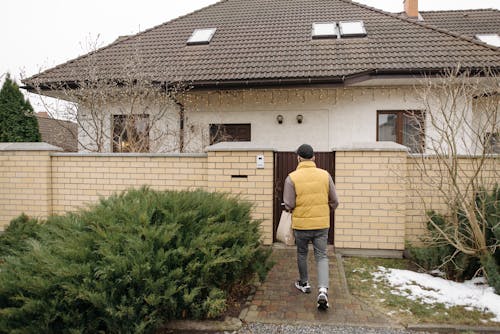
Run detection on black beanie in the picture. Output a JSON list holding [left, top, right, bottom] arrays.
[[297, 144, 314, 159]]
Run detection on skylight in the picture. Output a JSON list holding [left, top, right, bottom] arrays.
[[339, 21, 367, 37], [187, 28, 217, 45], [312, 23, 338, 39], [475, 34, 500, 47]]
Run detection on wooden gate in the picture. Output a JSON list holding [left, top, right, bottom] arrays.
[[273, 152, 336, 244]]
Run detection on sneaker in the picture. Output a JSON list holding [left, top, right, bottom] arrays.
[[317, 288, 329, 310], [295, 280, 311, 293]]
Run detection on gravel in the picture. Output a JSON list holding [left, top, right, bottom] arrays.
[[232, 323, 437, 334]]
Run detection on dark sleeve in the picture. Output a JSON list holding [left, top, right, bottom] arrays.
[[283, 176, 296, 211], [328, 175, 339, 210]]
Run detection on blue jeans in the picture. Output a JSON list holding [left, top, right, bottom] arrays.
[[294, 228, 329, 290]]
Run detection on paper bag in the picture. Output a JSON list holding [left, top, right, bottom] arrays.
[[276, 211, 295, 246]]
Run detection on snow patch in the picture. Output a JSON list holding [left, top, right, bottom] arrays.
[[373, 267, 500, 322]]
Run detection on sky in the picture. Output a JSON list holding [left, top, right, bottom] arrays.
[[1, 0, 499, 103]]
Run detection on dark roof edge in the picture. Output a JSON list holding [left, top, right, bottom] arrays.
[[418, 8, 499, 14], [189, 67, 500, 89], [22, 0, 227, 85], [348, 0, 500, 52], [25, 67, 500, 93]]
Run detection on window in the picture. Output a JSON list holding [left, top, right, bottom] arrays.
[[312, 23, 338, 39], [209, 123, 251, 145], [484, 132, 500, 154], [475, 34, 500, 47], [112, 115, 150, 153], [377, 110, 425, 153], [187, 28, 217, 45], [312, 21, 367, 39], [338, 21, 367, 37]]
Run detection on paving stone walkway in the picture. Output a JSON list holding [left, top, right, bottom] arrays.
[[241, 247, 400, 328]]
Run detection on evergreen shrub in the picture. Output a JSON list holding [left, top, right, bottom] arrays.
[[407, 185, 499, 292], [0, 188, 272, 333], [0, 74, 41, 142], [0, 213, 42, 260]]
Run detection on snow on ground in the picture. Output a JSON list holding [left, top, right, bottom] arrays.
[[372, 266, 500, 322]]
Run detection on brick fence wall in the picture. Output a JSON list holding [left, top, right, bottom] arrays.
[[1, 142, 497, 251], [51, 154, 208, 215], [335, 149, 407, 251], [0, 149, 54, 223], [405, 155, 499, 241], [0, 143, 275, 245], [205, 147, 274, 245]]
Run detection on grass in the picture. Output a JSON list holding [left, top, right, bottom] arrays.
[[342, 257, 498, 327]]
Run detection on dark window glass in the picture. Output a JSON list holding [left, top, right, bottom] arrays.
[[484, 132, 500, 154], [209, 123, 251, 145], [377, 111, 425, 153], [112, 114, 150, 153]]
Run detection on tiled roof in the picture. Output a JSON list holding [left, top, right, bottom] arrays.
[[419, 9, 500, 40], [36, 115, 78, 152], [24, 0, 500, 89]]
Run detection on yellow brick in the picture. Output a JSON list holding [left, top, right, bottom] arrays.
[[336, 222, 353, 229], [239, 169, 256, 175], [223, 156, 240, 163], [342, 241, 362, 248], [362, 242, 379, 249], [370, 223, 389, 229], [356, 235, 371, 242], [353, 183, 370, 190], [370, 236, 388, 243], [335, 234, 353, 242]]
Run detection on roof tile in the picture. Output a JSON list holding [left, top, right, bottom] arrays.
[[24, 0, 500, 88]]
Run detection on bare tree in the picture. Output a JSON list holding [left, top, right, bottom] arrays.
[[408, 67, 499, 266], [24, 36, 204, 153]]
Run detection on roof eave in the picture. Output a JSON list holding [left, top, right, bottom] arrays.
[[22, 66, 500, 94]]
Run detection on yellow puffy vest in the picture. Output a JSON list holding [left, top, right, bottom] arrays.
[[289, 161, 330, 230]]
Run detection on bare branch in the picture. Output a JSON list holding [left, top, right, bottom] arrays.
[[408, 67, 499, 259]]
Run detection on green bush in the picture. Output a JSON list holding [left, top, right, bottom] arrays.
[[482, 254, 500, 295], [407, 185, 499, 291], [0, 188, 272, 333], [0, 213, 42, 260]]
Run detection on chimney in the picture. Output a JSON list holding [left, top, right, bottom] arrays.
[[404, 0, 419, 18]]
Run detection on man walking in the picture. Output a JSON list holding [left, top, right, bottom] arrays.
[[283, 144, 339, 310]]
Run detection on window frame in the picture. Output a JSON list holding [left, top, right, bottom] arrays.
[[311, 22, 338, 39], [209, 123, 251, 145], [187, 28, 217, 45], [112, 114, 150, 153], [338, 20, 367, 38], [475, 34, 500, 47], [376, 110, 425, 153], [484, 132, 500, 154]]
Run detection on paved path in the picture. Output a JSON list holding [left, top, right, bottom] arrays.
[[241, 247, 400, 328]]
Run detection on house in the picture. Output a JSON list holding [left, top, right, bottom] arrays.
[[411, 8, 500, 47], [14, 0, 499, 251], [23, 0, 500, 154], [36, 112, 78, 152]]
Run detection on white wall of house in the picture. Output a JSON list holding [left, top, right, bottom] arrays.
[[77, 98, 181, 153], [76, 85, 484, 155], [184, 86, 425, 152]]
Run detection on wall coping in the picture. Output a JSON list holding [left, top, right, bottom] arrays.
[[332, 141, 409, 152], [51, 152, 208, 158], [206, 142, 275, 152], [408, 153, 500, 159], [0, 142, 63, 151]]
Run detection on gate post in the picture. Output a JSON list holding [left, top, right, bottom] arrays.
[[206, 143, 274, 245], [0, 143, 62, 230], [334, 142, 407, 255]]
